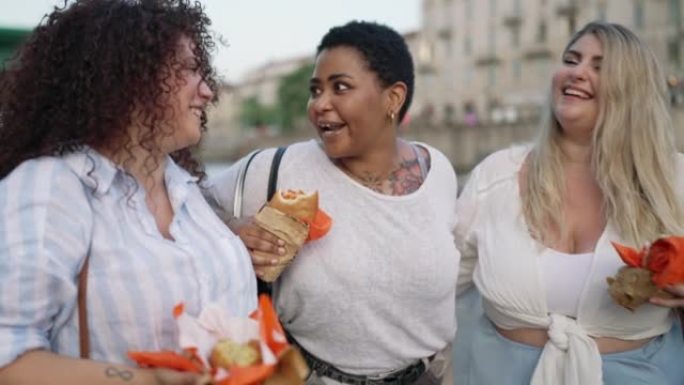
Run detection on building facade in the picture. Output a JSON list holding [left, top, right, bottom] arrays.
[[204, 1, 684, 165], [416, 0, 684, 125]]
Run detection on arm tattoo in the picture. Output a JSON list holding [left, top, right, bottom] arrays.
[[343, 146, 430, 195], [105, 366, 134, 382]]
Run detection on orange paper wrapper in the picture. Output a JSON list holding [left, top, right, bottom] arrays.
[[607, 236, 684, 311], [129, 295, 309, 385]]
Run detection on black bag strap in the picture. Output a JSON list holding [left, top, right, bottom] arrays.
[[258, 146, 288, 296], [267, 146, 288, 200]]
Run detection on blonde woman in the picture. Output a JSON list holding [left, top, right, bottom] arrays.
[[453, 22, 684, 385]]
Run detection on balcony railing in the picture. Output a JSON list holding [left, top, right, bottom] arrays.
[[503, 11, 522, 28], [475, 53, 502, 66], [524, 43, 552, 60]]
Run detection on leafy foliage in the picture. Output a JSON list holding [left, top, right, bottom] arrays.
[[238, 63, 314, 133], [276, 63, 314, 132], [239, 96, 278, 128]]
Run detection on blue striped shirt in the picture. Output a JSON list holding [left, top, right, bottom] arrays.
[[0, 149, 257, 368]]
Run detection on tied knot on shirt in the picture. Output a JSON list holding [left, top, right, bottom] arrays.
[[547, 313, 585, 351]]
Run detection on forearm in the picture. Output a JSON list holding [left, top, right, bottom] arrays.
[[0, 350, 158, 385]]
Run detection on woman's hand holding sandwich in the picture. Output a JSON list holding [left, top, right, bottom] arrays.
[[228, 216, 287, 275]]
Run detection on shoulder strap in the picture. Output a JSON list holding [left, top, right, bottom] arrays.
[[267, 146, 288, 201], [233, 149, 263, 219], [258, 146, 288, 296], [78, 254, 91, 359]]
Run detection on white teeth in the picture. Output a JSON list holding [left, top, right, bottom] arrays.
[[190, 107, 202, 118], [318, 122, 343, 131], [564, 88, 590, 99]]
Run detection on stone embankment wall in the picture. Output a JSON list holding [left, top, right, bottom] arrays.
[[201, 106, 684, 174]]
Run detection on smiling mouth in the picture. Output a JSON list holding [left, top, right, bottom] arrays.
[[190, 107, 204, 118], [317, 121, 345, 135], [562, 87, 592, 99]]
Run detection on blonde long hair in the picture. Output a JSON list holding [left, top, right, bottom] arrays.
[[523, 22, 683, 247]]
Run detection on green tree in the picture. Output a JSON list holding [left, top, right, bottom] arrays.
[[239, 96, 277, 128], [276, 63, 314, 132]]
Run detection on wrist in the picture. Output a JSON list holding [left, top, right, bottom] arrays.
[[226, 216, 240, 230]]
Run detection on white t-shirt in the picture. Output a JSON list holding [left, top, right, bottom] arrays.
[[208, 139, 460, 375]]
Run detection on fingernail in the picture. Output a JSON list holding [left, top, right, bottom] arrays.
[[271, 259, 278, 265], [278, 247, 286, 255], [277, 239, 285, 246]]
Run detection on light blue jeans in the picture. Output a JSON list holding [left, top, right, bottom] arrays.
[[453, 288, 684, 385]]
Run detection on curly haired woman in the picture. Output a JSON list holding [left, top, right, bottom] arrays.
[[0, 1, 256, 384]]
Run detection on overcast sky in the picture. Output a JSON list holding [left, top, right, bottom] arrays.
[[0, 0, 422, 83]]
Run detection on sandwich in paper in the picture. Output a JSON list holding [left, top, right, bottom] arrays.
[[253, 190, 331, 282]]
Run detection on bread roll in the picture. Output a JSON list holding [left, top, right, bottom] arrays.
[[268, 190, 318, 223], [209, 339, 262, 368]]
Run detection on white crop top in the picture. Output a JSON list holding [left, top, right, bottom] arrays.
[[540, 249, 595, 318]]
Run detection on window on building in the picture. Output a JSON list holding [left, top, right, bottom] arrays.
[[464, 35, 472, 54], [464, 65, 474, 85], [488, 65, 497, 88], [633, 0, 645, 29], [537, 21, 547, 43], [597, 1, 607, 21], [512, 59, 522, 81], [466, 0, 473, 19], [463, 102, 479, 127], [566, 17, 577, 35], [670, 0, 682, 27], [668, 39, 682, 68], [511, 29, 521, 47], [443, 104, 455, 124], [513, 0, 522, 13], [444, 36, 453, 57], [489, 0, 497, 17], [536, 57, 550, 78], [418, 39, 434, 66]]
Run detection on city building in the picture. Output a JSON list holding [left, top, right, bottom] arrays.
[[238, 55, 314, 107], [204, 1, 684, 165], [416, 0, 684, 125]]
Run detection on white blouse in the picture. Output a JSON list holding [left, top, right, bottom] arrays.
[[455, 146, 684, 385], [0, 149, 257, 367]]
